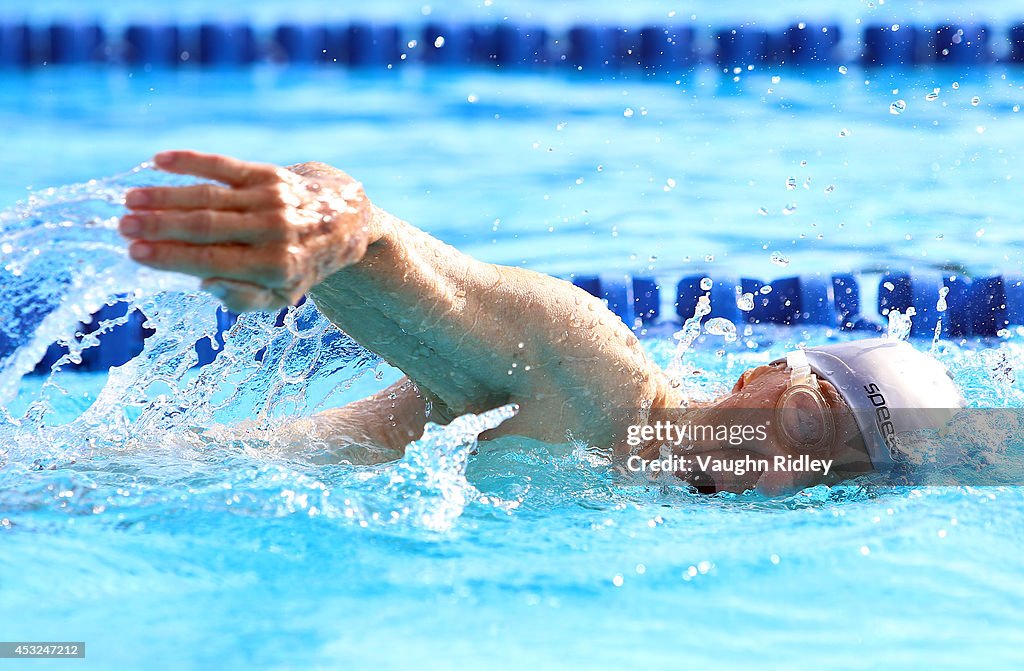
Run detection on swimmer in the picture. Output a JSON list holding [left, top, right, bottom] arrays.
[[118, 150, 964, 493]]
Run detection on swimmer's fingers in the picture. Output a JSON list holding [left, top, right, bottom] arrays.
[[128, 240, 301, 289], [125, 184, 279, 212], [151, 150, 281, 188], [119, 210, 286, 245], [200, 278, 291, 312]]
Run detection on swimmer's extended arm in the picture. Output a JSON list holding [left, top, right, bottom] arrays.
[[121, 151, 673, 451]]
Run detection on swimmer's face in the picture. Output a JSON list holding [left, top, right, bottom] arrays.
[[638, 363, 870, 495]]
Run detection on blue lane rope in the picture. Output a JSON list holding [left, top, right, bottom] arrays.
[[19, 268, 1024, 373], [573, 270, 1024, 338], [0, 20, 1019, 68]]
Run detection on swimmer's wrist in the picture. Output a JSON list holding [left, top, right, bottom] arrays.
[[309, 206, 403, 298]]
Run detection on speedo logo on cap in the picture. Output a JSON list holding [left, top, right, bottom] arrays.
[[864, 383, 901, 458]]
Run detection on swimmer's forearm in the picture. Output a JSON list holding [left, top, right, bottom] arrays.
[[309, 207, 517, 419], [308, 207, 667, 444]]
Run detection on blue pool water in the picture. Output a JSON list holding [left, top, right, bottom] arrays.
[[3, 57, 1024, 671]]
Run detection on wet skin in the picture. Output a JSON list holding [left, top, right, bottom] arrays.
[[637, 363, 871, 494], [120, 151, 868, 494]]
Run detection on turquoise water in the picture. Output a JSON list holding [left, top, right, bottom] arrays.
[[2, 66, 1023, 280], [2, 63, 1024, 670]]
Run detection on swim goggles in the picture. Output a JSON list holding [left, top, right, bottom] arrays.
[[774, 348, 836, 452]]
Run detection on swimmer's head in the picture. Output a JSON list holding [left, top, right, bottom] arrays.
[[783, 337, 965, 471], [638, 337, 963, 495]]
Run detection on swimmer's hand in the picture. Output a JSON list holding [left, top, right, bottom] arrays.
[[119, 150, 378, 312]]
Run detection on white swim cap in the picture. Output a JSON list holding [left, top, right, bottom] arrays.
[[778, 338, 965, 471]]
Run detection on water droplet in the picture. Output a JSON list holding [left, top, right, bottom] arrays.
[[971, 96, 981, 107], [623, 108, 635, 118], [759, 285, 773, 295], [782, 203, 797, 215], [786, 177, 797, 191], [705, 317, 737, 342], [926, 90, 939, 102], [467, 94, 478, 103], [700, 277, 714, 291], [737, 292, 755, 311], [890, 99, 906, 115], [704, 254, 715, 263], [695, 294, 711, 316], [838, 65, 848, 75], [952, 81, 960, 90], [770, 251, 790, 267], [936, 286, 950, 312], [758, 207, 769, 216], [771, 75, 781, 84], [433, 36, 446, 48], [824, 184, 836, 194], [883, 281, 895, 291], [838, 128, 851, 137]]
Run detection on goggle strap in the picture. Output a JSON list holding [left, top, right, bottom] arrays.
[[786, 348, 815, 387]]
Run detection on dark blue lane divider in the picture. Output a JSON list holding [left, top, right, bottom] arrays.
[[125, 25, 181, 66], [3, 20, 1024, 68], [575, 270, 1023, 337], [198, 23, 256, 66], [16, 269, 1024, 374]]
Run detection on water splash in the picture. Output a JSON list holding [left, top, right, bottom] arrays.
[[0, 168, 519, 533], [368, 404, 519, 532], [886, 307, 915, 341], [667, 294, 712, 395], [0, 164, 199, 401]]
